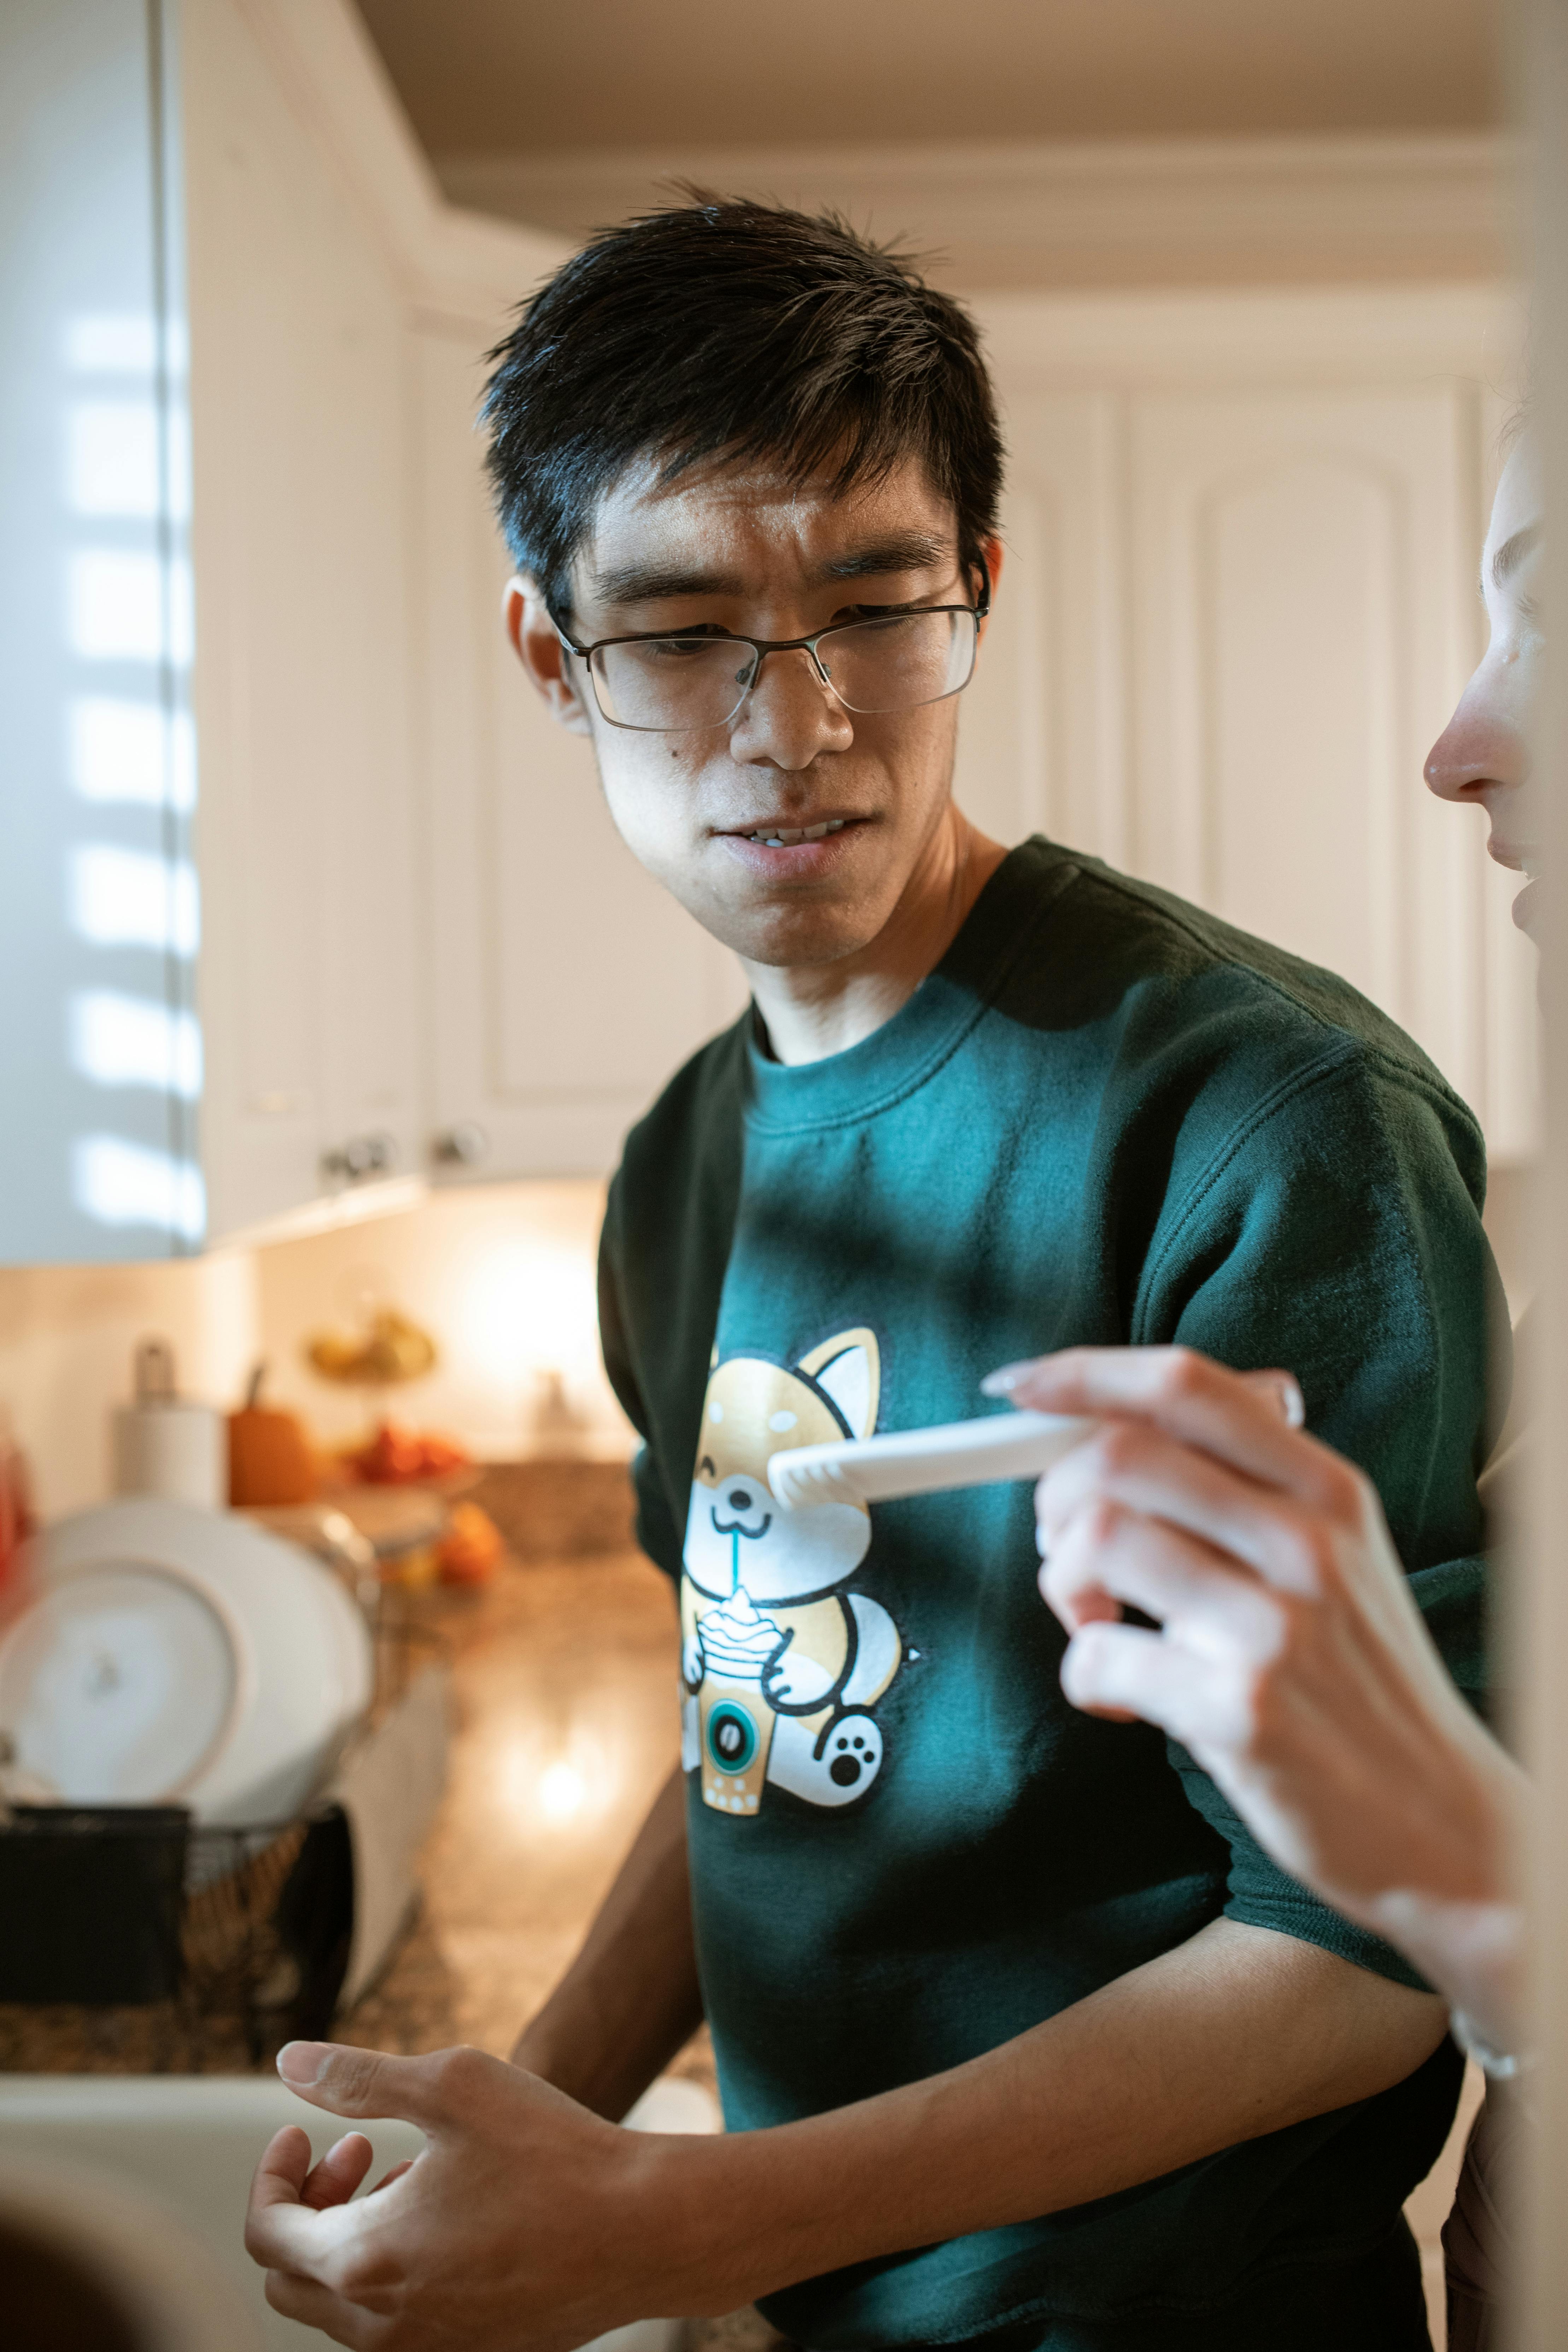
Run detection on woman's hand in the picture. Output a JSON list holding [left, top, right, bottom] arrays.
[[985, 1346, 1525, 2046]]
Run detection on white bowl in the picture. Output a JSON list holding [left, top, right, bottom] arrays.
[[0, 1498, 373, 1825]]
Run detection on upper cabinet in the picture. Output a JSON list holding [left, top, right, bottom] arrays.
[[957, 294, 1535, 1162], [0, 0, 202, 1260], [182, 0, 426, 1236], [0, 2, 1534, 1266]]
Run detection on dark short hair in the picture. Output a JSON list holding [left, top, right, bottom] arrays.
[[481, 195, 1005, 625]]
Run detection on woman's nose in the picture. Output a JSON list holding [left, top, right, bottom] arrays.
[[1424, 704, 1509, 803]]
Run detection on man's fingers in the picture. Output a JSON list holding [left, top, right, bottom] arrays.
[[371, 2158, 414, 2193], [277, 2040, 450, 2132], [985, 1347, 1330, 1496], [264, 2268, 381, 2347], [246, 2128, 368, 2276], [302, 2132, 376, 2211], [250, 2125, 314, 2210]]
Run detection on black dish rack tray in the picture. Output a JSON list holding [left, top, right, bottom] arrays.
[[0, 1801, 354, 2074]]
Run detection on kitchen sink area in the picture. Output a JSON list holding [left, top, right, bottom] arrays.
[[0, 1526, 746, 2349]]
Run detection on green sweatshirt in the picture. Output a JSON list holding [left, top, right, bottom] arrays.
[[599, 837, 1501, 2346]]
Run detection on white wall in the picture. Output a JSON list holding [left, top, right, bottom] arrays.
[[0, 1250, 258, 1519], [251, 1178, 631, 1460]]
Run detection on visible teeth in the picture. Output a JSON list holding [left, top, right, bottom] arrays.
[[745, 819, 847, 845]]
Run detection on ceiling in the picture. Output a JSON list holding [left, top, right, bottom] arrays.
[[352, 0, 1504, 159]]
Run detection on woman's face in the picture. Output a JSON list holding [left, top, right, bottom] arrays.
[[1425, 436, 1547, 939]]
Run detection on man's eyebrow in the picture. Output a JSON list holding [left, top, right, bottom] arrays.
[[819, 532, 954, 583], [1491, 521, 1544, 590], [590, 558, 747, 605], [589, 532, 956, 610]]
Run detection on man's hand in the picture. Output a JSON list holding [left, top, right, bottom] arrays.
[[245, 2042, 702, 2351], [985, 1344, 1526, 2041]]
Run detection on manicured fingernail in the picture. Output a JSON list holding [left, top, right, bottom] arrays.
[[981, 1365, 1024, 1396], [278, 2042, 328, 2085], [1280, 1379, 1305, 1428]]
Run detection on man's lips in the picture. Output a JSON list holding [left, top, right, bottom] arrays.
[[711, 814, 870, 875], [716, 814, 865, 846]]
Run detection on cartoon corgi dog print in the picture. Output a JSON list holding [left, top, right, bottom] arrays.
[[682, 1328, 903, 1814]]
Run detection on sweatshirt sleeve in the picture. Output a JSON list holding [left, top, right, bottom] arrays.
[[1137, 1044, 1505, 1985], [597, 1171, 685, 1582]]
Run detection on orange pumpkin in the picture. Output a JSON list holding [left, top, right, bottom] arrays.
[[228, 1365, 318, 1507]]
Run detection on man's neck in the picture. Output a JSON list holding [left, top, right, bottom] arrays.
[[742, 808, 1008, 1066]]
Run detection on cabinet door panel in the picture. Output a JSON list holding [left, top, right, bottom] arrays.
[[183, 0, 420, 1236], [1128, 389, 1495, 1116], [416, 322, 745, 1180], [954, 393, 1127, 865]]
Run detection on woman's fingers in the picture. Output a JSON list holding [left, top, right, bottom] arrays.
[[986, 1347, 1338, 1498], [1059, 1616, 1256, 1754], [1034, 1413, 1361, 1597], [1040, 1496, 1286, 1653]]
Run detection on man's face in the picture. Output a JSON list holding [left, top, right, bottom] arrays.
[[1425, 436, 1546, 938], [508, 454, 999, 968]]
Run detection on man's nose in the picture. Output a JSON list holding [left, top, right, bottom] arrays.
[[727, 646, 854, 771]]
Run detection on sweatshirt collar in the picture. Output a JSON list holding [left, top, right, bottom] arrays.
[[742, 836, 1075, 1135]]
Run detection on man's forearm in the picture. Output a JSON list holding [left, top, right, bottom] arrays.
[[512, 1767, 703, 2120], [642, 1918, 1449, 2315]]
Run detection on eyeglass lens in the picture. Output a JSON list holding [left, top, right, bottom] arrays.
[[589, 608, 978, 733]]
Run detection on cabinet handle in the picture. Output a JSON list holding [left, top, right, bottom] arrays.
[[321, 1132, 398, 1184], [431, 1123, 489, 1168]]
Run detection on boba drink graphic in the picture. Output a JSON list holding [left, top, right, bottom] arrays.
[[696, 1586, 781, 1813]]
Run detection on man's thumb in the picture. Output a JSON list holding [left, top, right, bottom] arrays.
[[277, 2041, 438, 2128]]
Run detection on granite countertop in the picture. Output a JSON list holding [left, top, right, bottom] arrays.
[[341, 1549, 713, 2098]]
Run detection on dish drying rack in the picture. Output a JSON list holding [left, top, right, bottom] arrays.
[[0, 1528, 444, 2076]]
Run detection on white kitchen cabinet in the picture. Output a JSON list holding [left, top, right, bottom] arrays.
[[0, 0, 431, 1256], [957, 290, 1537, 1159], [0, 0, 202, 1262], [182, 0, 425, 1236], [0, 0, 1535, 1267], [0, 0, 574, 1258]]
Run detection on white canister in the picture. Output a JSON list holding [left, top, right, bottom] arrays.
[[111, 1339, 226, 1512]]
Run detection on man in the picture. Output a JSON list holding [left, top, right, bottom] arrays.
[[246, 199, 1499, 2350]]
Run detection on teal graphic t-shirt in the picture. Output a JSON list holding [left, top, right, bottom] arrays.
[[598, 838, 1499, 2346]]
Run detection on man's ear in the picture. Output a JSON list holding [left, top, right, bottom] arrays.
[[504, 575, 593, 736], [976, 536, 1004, 644]]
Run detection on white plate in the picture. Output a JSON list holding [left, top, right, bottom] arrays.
[[1, 1499, 373, 1825]]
